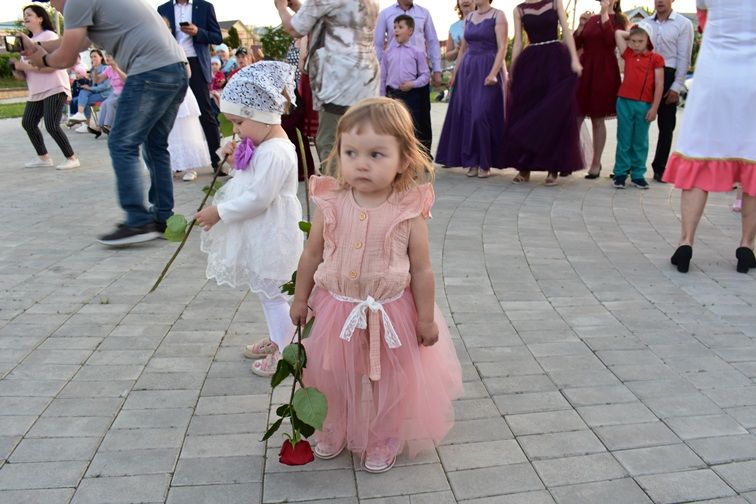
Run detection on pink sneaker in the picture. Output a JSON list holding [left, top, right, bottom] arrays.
[[243, 337, 277, 359], [732, 199, 742, 213], [314, 438, 346, 460], [251, 352, 280, 377], [363, 441, 399, 473], [314, 427, 346, 459]]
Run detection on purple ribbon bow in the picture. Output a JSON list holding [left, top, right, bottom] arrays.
[[233, 138, 256, 171]]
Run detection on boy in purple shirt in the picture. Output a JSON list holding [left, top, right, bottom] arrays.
[[380, 15, 432, 156]]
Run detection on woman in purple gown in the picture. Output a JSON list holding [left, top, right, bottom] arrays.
[[436, 0, 508, 179], [504, 0, 583, 186]]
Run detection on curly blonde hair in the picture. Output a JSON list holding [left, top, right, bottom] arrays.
[[324, 97, 434, 193]]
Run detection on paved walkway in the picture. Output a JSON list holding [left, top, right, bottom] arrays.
[[0, 107, 755, 504]]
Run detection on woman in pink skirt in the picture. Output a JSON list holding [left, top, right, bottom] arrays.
[[664, 0, 756, 274]]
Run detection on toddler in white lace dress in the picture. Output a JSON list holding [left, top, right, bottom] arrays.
[[194, 61, 304, 376]]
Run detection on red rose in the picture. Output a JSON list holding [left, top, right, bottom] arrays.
[[279, 439, 315, 466]]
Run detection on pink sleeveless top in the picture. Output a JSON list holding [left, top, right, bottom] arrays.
[[310, 176, 434, 301]]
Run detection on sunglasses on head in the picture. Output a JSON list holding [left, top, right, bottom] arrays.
[[235, 47, 248, 56]]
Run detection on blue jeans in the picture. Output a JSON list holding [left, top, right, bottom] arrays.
[[108, 63, 188, 227], [76, 89, 111, 118]]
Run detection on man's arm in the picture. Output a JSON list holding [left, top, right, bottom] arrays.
[[379, 52, 388, 96], [423, 8, 442, 77], [24, 28, 90, 69], [193, 2, 223, 45], [671, 19, 694, 94], [275, 0, 304, 38], [373, 9, 388, 64]]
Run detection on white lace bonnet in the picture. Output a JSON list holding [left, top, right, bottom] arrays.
[[220, 61, 296, 125]]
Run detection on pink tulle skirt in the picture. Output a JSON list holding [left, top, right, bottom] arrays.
[[664, 154, 756, 196], [302, 287, 463, 459]]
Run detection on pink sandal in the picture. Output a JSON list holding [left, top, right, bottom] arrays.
[[251, 352, 281, 377], [363, 445, 397, 473], [243, 337, 277, 359]]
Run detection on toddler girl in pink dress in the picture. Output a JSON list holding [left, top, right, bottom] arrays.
[[290, 97, 463, 473]]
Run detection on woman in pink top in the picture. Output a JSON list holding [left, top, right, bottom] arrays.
[[290, 98, 463, 474], [11, 4, 79, 170]]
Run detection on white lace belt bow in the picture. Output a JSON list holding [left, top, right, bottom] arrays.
[[330, 291, 404, 381]]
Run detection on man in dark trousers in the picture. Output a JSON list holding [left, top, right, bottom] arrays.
[[158, 0, 223, 172]]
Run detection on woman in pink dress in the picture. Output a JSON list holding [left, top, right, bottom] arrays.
[[664, 0, 756, 274], [290, 98, 463, 473]]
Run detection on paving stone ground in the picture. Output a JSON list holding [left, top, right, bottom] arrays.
[[0, 105, 755, 504]]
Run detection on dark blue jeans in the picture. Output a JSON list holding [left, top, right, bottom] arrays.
[[108, 62, 188, 227]]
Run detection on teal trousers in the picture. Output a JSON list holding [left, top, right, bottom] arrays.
[[614, 97, 651, 180]]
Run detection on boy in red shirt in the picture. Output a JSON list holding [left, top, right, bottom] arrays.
[[613, 26, 664, 189]]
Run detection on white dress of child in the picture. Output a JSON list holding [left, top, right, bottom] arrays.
[[168, 87, 211, 173], [200, 138, 304, 299]]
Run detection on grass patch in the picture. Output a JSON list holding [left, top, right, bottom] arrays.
[[0, 102, 25, 119], [0, 78, 25, 89]]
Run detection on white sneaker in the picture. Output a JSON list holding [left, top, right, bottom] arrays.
[[69, 112, 87, 123], [56, 158, 80, 170], [75, 124, 89, 133], [25, 158, 54, 168], [182, 170, 197, 181]]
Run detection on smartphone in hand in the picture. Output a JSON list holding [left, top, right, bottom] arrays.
[[179, 21, 190, 27], [4, 35, 23, 53]]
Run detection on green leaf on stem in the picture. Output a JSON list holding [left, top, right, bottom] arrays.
[[298, 221, 311, 233], [202, 180, 223, 197], [271, 359, 293, 388], [292, 387, 327, 430], [280, 271, 297, 296], [261, 417, 284, 441], [164, 214, 188, 242], [291, 410, 316, 438], [276, 404, 291, 417], [282, 343, 307, 370], [302, 318, 315, 340]]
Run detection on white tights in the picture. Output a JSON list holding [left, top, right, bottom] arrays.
[[258, 294, 296, 352]]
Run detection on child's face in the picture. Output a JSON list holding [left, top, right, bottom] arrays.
[[225, 113, 271, 145], [339, 123, 404, 196], [393, 21, 413, 44], [629, 33, 649, 54], [212, 61, 220, 72]]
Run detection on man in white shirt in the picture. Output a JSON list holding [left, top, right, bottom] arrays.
[[639, 0, 693, 182], [158, 0, 223, 172], [275, 0, 380, 165]]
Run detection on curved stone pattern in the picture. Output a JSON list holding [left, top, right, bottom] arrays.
[[0, 106, 753, 503]]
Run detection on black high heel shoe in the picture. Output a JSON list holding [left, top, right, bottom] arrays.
[[671, 245, 693, 273], [87, 126, 102, 139], [736, 247, 756, 274], [585, 165, 602, 180]]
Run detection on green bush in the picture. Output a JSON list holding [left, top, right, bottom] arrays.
[[0, 54, 17, 80], [223, 26, 241, 49], [260, 25, 293, 61]]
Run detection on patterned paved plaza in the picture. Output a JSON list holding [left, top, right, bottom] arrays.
[[1, 107, 755, 503]]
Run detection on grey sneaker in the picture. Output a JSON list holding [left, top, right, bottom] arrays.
[[97, 223, 162, 246]]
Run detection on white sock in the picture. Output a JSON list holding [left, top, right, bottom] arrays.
[[258, 294, 296, 352]]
